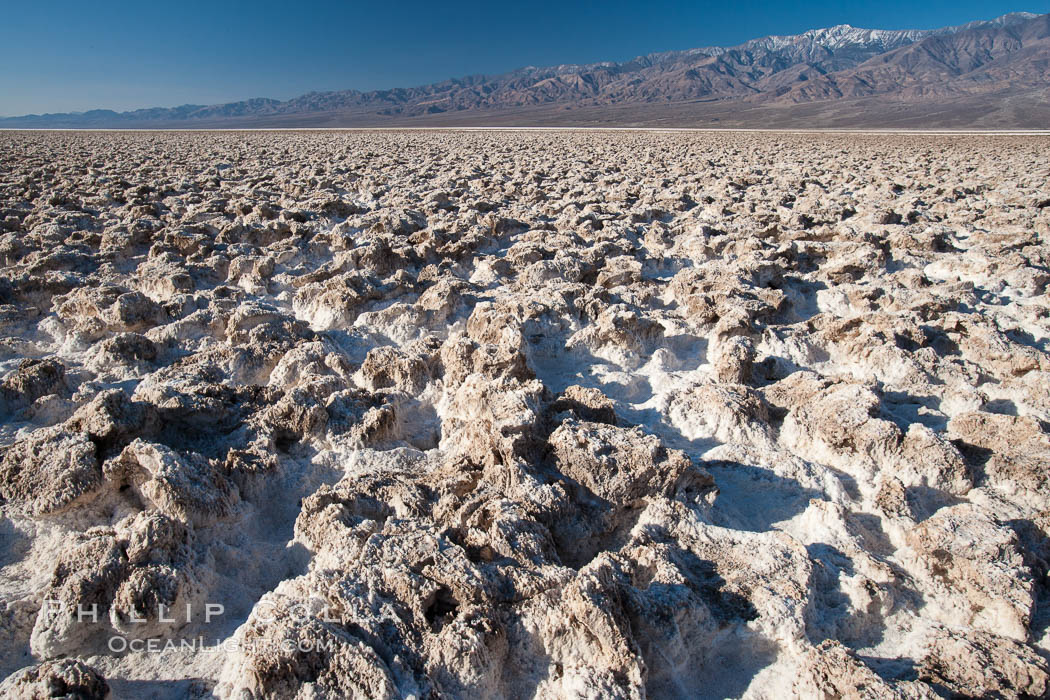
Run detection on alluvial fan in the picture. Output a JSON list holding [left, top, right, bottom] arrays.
[[0, 129, 1048, 699]]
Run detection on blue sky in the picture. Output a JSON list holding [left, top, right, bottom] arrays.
[[0, 0, 1043, 116]]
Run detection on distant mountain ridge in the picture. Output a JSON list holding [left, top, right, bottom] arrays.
[[3, 11, 1048, 129]]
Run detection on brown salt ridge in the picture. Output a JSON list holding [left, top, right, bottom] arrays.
[[0, 129, 1047, 699]]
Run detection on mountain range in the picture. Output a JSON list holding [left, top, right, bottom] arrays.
[[3, 11, 1048, 129]]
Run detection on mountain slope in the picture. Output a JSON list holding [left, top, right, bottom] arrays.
[[776, 13, 1050, 102], [2, 12, 1047, 129]]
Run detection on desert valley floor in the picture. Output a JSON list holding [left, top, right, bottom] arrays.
[[0, 129, 1048, 698]]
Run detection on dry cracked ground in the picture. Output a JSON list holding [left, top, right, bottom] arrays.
[[0, 129, 1048, 699]]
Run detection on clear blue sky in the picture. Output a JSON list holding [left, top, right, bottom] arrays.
[[0, 0, 1043, 116]]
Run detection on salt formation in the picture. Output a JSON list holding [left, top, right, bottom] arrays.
[[0, 130, 1048, 698]]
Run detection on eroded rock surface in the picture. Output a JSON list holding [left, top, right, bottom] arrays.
[[1, 130, 1049, 698]]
